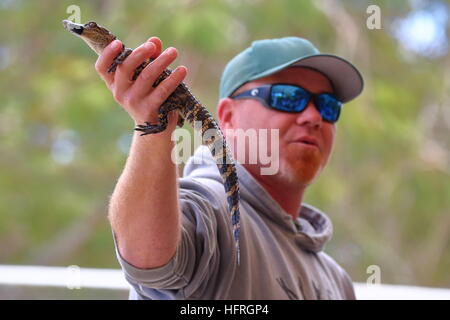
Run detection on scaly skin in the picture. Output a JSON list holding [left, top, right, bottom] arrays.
[[62, 20, 241, 264]]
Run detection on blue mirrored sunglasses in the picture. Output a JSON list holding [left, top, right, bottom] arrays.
[[231, 83, 343, 123]]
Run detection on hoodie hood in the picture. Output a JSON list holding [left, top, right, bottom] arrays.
[[183, 146, 333, 253]]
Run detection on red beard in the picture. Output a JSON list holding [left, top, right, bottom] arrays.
[[283, 143, 323, 185]]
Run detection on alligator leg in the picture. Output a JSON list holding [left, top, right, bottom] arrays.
[[134, 100, 181, 136], [107, 47, 132, 73]]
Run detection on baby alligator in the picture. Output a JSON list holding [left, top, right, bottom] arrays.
[[62, 20, 241, 264]]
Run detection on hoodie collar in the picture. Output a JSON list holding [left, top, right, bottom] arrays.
[[184, 146, 333, 253]]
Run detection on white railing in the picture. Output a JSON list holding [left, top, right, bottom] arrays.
[[0, 265, 449, 300]]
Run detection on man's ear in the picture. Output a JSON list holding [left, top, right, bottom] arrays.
[[217, 98, 235, 131]]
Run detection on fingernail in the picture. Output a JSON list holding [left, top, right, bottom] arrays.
[[144, 42, 154, 50], [111, 40, 120, 49], [175, 66, 186, 73]]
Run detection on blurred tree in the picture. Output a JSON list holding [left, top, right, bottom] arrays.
[[0, 0, 449, 290]]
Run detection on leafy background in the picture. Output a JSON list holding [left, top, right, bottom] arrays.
[[0, 0, 449, 298]]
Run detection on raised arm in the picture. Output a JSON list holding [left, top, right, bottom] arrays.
[[96, 37, 187, 268]]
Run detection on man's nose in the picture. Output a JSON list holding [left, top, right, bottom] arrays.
[[296, 100, 322, 128]]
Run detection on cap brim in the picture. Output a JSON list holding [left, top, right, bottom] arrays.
[[249, 54, 364, 103]]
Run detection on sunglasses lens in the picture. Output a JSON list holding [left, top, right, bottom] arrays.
[[270, 85, 309, 112], [316, 94, 342, 123]]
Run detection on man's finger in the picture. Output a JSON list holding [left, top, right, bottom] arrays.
[[130, 47, 178, 98], [95, 40, 123, 86], [115, 42, 156, 95], [145, 66, 187, 107], [146, 37, 163, 58], [139, 48, 179, 88]]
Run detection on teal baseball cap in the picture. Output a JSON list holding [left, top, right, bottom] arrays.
[[219, 37, 363, 103]]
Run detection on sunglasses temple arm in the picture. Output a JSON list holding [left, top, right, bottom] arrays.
[[232, 85, 271, 102]]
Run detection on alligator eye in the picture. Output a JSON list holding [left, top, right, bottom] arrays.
[[87, 21, 97, 28]]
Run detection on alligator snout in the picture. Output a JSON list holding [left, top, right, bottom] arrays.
[[62, 20, 83, 36]]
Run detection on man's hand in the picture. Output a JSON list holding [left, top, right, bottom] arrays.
[[103, 37, 185, 268], [94, 37, 187, 133]]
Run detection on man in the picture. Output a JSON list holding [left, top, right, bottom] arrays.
[[96, 36, 363, 299]]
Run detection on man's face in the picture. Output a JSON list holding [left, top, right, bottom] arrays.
[[222, 67, 336, 186]]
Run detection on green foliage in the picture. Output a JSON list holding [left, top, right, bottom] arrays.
[[0, 0, 449, 291]]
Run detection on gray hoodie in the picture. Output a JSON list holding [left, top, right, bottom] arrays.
[[114, 146, 356, 300]]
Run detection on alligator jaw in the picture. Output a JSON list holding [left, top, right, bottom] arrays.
[[62, 20, 83, 36]]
